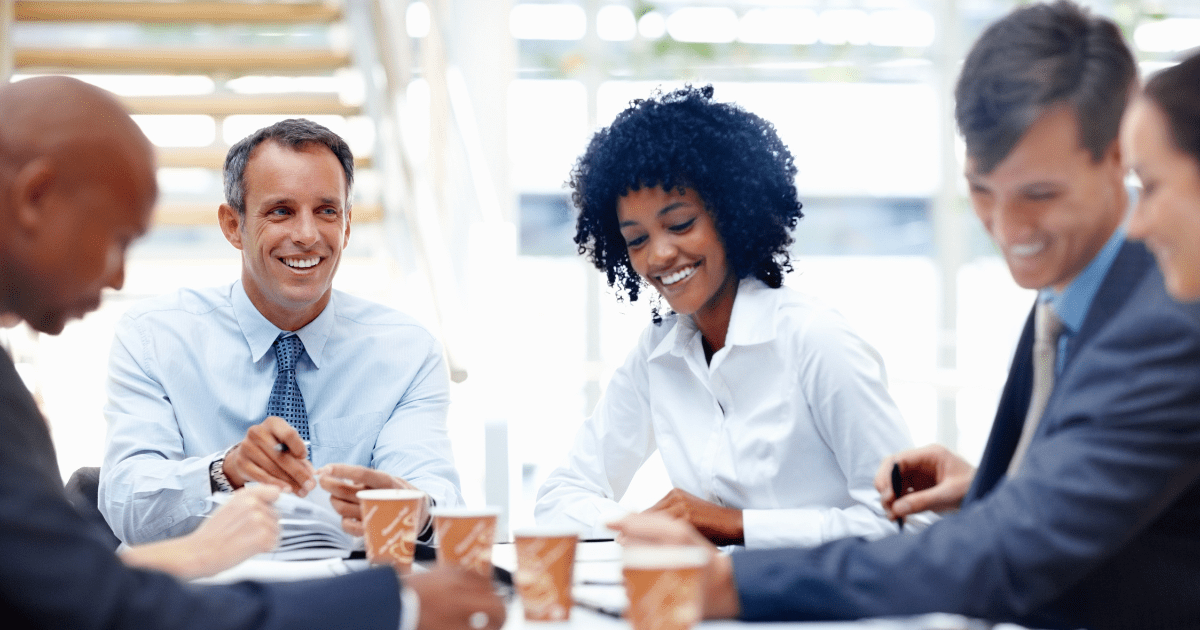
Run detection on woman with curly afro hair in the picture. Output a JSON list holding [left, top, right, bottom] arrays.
[[535, 86, 926, 548]]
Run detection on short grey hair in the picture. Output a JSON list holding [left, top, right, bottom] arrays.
[[222, 118, 354, 215]]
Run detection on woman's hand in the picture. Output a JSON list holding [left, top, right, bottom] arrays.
[[644, 488, 744, 546]]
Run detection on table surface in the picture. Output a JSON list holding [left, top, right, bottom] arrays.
[[198, 541, 1019, 630]]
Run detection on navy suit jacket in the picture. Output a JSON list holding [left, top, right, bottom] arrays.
[[0, 347, 403, 629], [731, 242, 1200, 629]]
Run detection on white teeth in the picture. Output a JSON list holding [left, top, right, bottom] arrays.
[[283, 257, 320, 269], [660, 264, 697, 286], [1009, 242, 1045, 257]]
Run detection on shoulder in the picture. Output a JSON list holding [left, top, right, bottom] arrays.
[[119, 284, 231, 326], [761, 283, 858, 342], [331, 291, 441, 346]]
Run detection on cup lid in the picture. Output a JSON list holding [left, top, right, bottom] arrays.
[[356, 488, 428, 501]]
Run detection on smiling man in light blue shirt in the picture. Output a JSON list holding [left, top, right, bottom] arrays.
[[99, 119, 462, 545]]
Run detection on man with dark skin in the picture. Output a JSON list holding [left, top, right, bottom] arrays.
[[0, 75, 505, 630]]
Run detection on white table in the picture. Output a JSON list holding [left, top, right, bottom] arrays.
[[198, 542, 1016, 630]]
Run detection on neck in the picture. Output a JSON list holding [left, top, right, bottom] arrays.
[[693, 273, 739, 359]]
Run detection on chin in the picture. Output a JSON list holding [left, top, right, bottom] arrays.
[[1166, 275, 1200, 303]]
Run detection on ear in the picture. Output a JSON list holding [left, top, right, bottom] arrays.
[[343, 207, 352, 247], [10, 157, 55, 235], [218, 203, 244, 250]]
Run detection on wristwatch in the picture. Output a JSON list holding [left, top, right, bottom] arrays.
[[209, 445, 236, 493]]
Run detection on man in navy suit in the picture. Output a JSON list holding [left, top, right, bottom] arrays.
[[0, 76, 505, 630], [612, 3, 1200, 629]]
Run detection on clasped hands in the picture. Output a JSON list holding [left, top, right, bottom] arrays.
[[220, 415, 430, 536]]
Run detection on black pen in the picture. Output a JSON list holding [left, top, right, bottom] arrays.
[[273, 440, 310, 454], [573, 599, 623, 619], [890, 462, 905, 531]]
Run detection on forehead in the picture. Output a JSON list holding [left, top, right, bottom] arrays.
[[967, 107, 1092, 183], [242, 141, 346, 201]]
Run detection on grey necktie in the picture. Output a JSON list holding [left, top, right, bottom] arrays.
[[1008, 301, 1064, 476]]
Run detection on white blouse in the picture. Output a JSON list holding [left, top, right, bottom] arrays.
[[535, 278, 921, 548]]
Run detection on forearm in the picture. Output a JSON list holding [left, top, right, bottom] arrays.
[[119, 537, 209, 580], [99, 453, 218, 544]]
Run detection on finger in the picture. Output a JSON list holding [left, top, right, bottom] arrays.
[[319, 474, 367, 502], [874, 457, 896, 502], [241, 439, 312, 494], [241, 484, 282, 504], [892, 483, 959, 517], [263, 416, 308, 457], [341, 516, 364, 537], [238, 455, 296, 493], [318, 463, 393, 489], [329, 496, 361, 520]]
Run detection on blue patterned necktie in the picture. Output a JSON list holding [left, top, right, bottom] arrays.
[[267, 333, 310, 447]]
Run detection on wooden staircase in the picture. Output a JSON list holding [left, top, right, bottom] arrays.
[[3, 0, 380, 225]]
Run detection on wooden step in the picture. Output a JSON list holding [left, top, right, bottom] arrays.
[[153, 201, 382, 226], [157, 146, 372, 170], [14, 47, 351, 74], [15, 1, 342, 24], [121, 93, 360, 116]]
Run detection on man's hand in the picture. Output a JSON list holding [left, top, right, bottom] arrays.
[[119, 485, 281, 579], [222, 416, 316, 496], [607, 512, 741, 620], [645, 488, 744, 546], [406, 566, 506, 630], [317, 463, 428, 537], [873, 444, 977, 520]]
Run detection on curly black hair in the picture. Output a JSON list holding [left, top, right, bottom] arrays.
[[569, 85, 803, 309]]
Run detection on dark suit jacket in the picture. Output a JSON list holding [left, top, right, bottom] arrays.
[[731, 242, 1200, 629], [0, 347, 403, 629]]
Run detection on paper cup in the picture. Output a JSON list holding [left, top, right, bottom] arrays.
[[622, 545, 709, 630], [432, 506, 501, 576], [357, 489, 427, 573], [513, 526, 579, 622]]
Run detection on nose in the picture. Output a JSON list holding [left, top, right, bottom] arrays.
[[646, 233, 677, 270], [292, 210, 319, 246], [987, 197, 1034, 248]]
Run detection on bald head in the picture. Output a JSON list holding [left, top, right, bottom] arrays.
[[0, 76, 157, 334], [0, 76, 155, 188]]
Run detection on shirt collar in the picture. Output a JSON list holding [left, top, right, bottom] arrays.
[[1038, 226, 1126, 335], [649, 277, 776, 361], [231, 280, 336, 368]]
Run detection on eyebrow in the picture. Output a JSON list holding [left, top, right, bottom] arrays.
[[260, 196, 343, 208], [619, 201, 688, 228]]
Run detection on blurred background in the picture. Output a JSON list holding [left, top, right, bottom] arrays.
[[2, 0, 1197, 536]]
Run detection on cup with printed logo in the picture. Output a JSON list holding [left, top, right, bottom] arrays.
[[622, 545, 709, 630], [357, 489, 427, 573], [431, 506, 501, 576], [513, 527, 579, 622]]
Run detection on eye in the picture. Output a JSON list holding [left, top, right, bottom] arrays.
[[269, 206, 290, 217], [625, 235, 647, 248], [669, 218, 696, 233], [1024, 187, 1060, 201]]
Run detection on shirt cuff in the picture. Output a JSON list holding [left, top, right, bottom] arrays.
[[399, 583, 420, 630]]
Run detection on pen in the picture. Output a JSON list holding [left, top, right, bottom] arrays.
[[573, 599, 623, 619], [274, 440, 310, 454], [891, 462, 905, 531]]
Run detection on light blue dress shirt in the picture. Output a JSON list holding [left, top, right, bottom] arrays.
[[99, 280, 463, 544], [1039, 227, 1127, 375]]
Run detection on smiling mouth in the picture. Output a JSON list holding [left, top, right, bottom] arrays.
[[1008, 242, 1046, 258], [281, 256, 320, 269], [659, 262, 699, 286]]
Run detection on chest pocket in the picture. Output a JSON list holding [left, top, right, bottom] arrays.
[[310, 411, 387, 448]]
